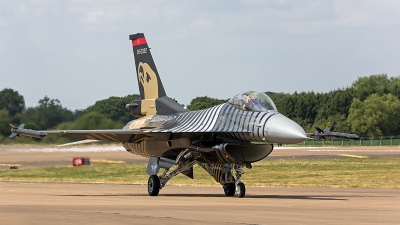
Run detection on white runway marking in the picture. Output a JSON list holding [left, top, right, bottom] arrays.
[[275, 147, 335, 150], [307, 149, 400, 152], [13, 145, 125, 153]]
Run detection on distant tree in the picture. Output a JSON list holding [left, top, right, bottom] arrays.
[[43, 112, 124, 144], [388, 76, 400, 99], [21, 96, 74, 130], [351, 74, 390, 101], [84, 94, 139, 123], [73, 109, 85, 118], [0, 109, 12, 137], [314, 114, 351, 133], [187, 96, 227, 110], [0, 88, 25, 116], [269, 92, 292, 116], [293, 92, 319, 126], [270, 92, 319, 129], [315, 88, 354, 125], [347, 94, 400, 137], [57, 112, 123, 130]]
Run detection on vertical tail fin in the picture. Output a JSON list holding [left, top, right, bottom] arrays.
[[129, 33, 166, 100], [128, 33, 188, 116]]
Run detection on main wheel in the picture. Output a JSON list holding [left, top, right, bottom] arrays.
[[223, 183, 235, 196], [148, 175, 160, 196], [236, 182, 246, 198]]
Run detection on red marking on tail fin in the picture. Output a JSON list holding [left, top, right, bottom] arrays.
[[132, 38, 147, 46]]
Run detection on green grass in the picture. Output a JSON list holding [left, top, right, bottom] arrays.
[[1, 158, 399, 188]]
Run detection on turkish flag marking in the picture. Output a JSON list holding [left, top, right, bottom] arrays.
[[132, 38, 147, 46]]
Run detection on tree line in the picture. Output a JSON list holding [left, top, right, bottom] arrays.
[[267, 74, 400, 137], [1, 74, 400, 143], [0, 89, 140, 143]]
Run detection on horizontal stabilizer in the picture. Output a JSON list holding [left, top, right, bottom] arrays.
[[315, 127, 323, 133]]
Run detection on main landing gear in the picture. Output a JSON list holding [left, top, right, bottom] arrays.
[[147, 171, 247, 198], [145, 153, 249, 198], [148, 175, 160, 196]]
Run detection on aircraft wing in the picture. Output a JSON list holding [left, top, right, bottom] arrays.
[[50, 130, 250, 142], [10, 124, 250, 143], [46, 130, 145, 142], [9, 125, 145, 143]]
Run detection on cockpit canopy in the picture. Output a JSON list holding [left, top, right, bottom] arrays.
[[228, 91, 277, 112]]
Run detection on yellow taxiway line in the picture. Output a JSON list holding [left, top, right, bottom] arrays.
[[0, 163, 22, 166], [338, 154, 368, 158], [90, 159, 126, 164]]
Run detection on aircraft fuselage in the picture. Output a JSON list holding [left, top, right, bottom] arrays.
[[122, 102, 307, 158]]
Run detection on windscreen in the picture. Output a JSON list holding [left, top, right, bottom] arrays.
[[228, 91, 277, 112]]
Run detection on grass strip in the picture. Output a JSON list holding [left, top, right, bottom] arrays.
[[0, 158, 399, 188]]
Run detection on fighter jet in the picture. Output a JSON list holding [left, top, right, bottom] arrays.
[[9, 33, 351, 198], [309, 127, 360, 141]]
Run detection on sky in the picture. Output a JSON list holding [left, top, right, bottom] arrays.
[[1, 0, 400, 110]]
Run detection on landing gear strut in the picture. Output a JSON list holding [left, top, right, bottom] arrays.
[[234, 164, 246, 198]]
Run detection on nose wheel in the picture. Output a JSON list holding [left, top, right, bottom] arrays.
[[223, 165, 247, 198], [224, 182, 245, 197], [235, 182, 246, 198], [234, 165, 246, 198], [148, 175, 160, 196]]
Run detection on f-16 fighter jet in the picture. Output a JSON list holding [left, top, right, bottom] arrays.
[[9, 33, 356, 198], [309, 127, 360, 141]]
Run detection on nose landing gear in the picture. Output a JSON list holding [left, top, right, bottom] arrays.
[[223, 182, 236, 196], [234, 164, 246, 198], [235, 182, 246, 198]]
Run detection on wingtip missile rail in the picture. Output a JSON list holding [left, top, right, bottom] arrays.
[[9, 124, 47, 139]]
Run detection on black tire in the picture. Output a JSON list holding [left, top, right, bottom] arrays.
[[148, 175, 160, 196], [236, 182, 246, 198], [223, 183, 235, 196]]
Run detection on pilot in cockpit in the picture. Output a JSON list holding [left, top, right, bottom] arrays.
[[245, 94, 263, 111], [229, 91, 277, 112]]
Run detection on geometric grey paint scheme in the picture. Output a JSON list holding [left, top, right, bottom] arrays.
[[9, 33, 359, 198]]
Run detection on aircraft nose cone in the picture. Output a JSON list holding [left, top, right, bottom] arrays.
[[265, 114, 308, 144]]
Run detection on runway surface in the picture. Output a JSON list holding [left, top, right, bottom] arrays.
[[1, 145, 400, 224], [1, 182, 399, 225], [1, 145, 400, 169]]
